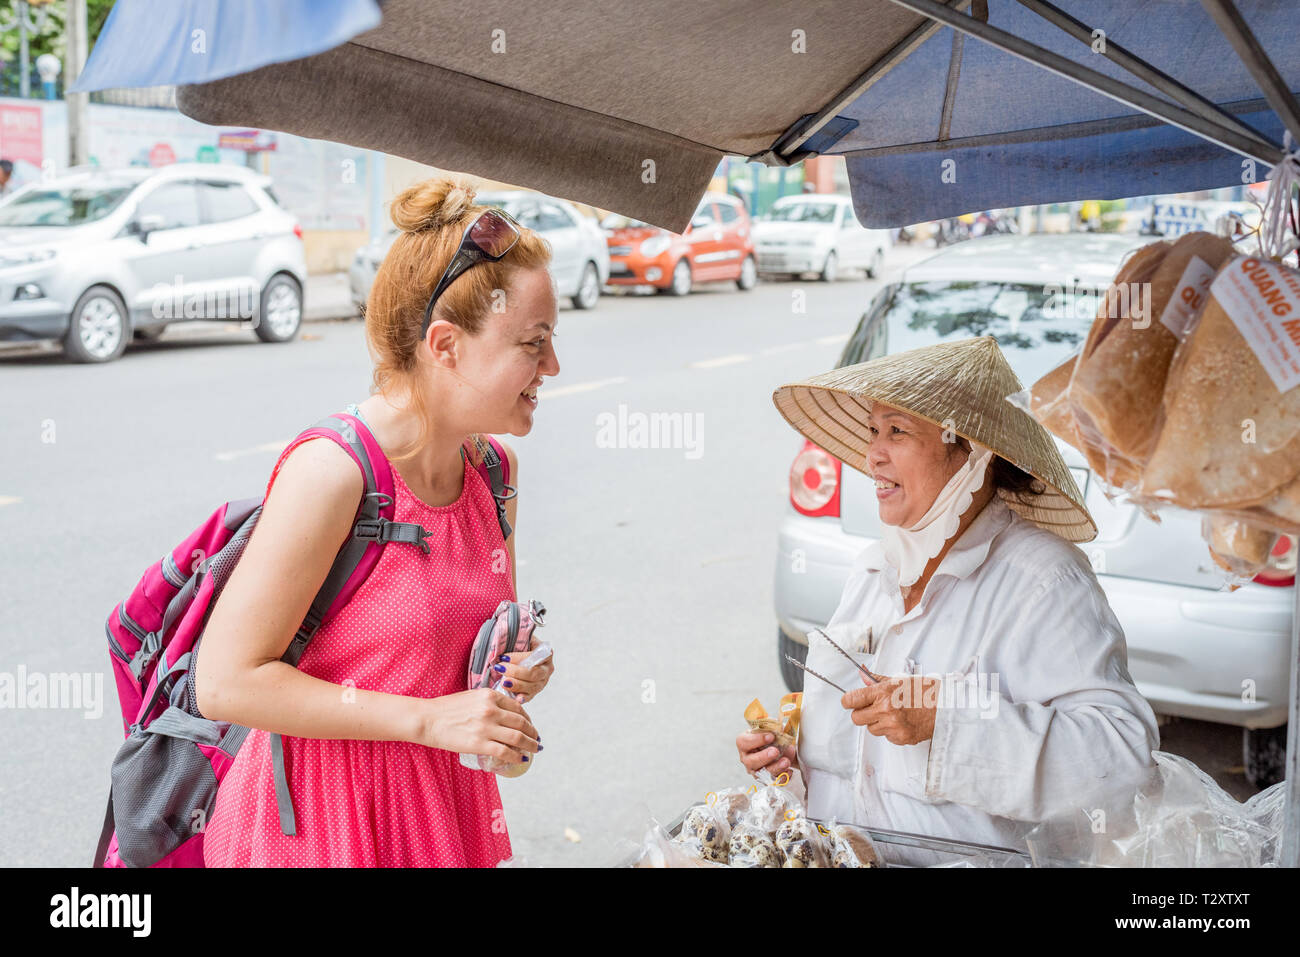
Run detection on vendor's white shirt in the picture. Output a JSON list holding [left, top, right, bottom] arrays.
[[795, 494, 1160, 863]]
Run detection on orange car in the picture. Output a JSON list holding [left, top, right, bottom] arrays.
[[602, 192, 757, 295]]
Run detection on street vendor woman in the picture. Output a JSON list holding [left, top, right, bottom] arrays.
[[737, 336, 1159, 854]]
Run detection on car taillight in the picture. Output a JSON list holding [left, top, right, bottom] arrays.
[[1253, 534, 1297, 587], [789, 440, 841, 517], [293, 223, 303, 241]]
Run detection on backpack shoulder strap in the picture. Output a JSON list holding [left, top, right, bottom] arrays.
[[264, 411, 431, 836], [466, 434, 515, 541]]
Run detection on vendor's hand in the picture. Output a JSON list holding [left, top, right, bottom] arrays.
[[493, 637, 554, 704], [736, 731, 798, 778], [841, 675, 938, 746]]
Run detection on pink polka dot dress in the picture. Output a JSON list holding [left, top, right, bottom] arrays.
[[202, 420, 515, 867]]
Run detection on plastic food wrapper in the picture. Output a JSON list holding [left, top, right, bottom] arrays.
[[1009, 348, 1084, 450], [705, 786, 752, 829], [1202, 514, 1282, 581], [744, 693, 802, 749], [1137, 253, 1300, 516], [1024, 750, 1286, 867], [673, 802, 732, 864], [1071, 234, 1235, 478], [741, 768, 804, 835], [824, 819, 883, 868], [631, 821, 726, 868], [727, 821, 783, 867], [774, 815, 831, 867]]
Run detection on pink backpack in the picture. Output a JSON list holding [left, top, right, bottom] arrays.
[[93, 411, 514, 867]]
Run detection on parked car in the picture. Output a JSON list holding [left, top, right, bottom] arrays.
[[602, 191, 756, 295], [752, 193, 891, 281], [0, 163, 306, 362], [349, 191, 609, 312], [773, 232, 1295, 789]]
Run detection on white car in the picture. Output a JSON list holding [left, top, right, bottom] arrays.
[[350, 191, 610, 312], [0, 163, 306, 362], [774, 232, 1296, 790], [752, 193, 891, 281]]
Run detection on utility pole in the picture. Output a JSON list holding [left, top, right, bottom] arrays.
[[64, 0, 89, 168]]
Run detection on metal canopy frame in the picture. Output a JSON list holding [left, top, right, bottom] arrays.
[[761, 0, 1300, 867]]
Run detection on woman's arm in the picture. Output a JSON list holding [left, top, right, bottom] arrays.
[[194, 437, 538, 759], [922, 562, 1160, 822]]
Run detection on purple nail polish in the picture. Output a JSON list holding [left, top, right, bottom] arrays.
[[538, 745, 544, 752], [503, 680, 513, 687], [521, 755, 529, 762], [501, 655, 511, 663], [494, 664, 506, 673]]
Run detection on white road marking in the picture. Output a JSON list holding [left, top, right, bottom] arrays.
[[760, 342, 808, 355], [0, 495, 20, 506], [214, 440, 291, 462], [690, 353, 753, 369], [540, 376, 628, 399]]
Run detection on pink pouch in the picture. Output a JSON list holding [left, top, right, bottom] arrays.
[[466, 599, 546, 691]]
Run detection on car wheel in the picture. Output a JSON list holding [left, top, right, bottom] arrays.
[[1243, 724, 1286, 790], [736, 255, 758, 291], [866, 247, 884, 279], [778, 628, 807, 693], [662, 258, 692, 296], [571, 262, 601, 310], [133, 324, 168, 342], [254, 274, 303, 343], [819, 250, 839, 283], [62, 286, 129, 363]]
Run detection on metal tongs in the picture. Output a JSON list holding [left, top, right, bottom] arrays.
[[783, 654, 848, 694], [811, 627, 880, 685]]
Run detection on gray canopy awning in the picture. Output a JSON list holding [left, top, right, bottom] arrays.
[[74, 0, 1300, 231]]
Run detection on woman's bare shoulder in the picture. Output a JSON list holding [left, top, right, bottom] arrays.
[[263, 437, 365, 538]]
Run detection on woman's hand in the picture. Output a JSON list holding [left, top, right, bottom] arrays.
[[736, 731, 799, 777], [841, 675, 939, 746], [494, 637, 554, 703], [418, 688, 540, 763]]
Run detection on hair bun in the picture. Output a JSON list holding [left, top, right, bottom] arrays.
[[390, 177, 477, 232]]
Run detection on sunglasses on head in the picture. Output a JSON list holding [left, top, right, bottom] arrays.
[[420, 207, 522, 339]]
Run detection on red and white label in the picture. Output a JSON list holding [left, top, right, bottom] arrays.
[[1210, 256, 1300, 394], [1158, 255, 1216, 340]]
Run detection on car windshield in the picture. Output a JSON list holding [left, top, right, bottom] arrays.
[[841, 279, 1102, 384], [0, 185, 134, 226], [766, 202, 838, 223]]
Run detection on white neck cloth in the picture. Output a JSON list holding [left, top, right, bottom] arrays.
[[880, 441, 994, 588]]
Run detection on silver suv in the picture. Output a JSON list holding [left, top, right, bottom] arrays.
[[0, 163, 307, 362], [774, 232, 1296, 790]]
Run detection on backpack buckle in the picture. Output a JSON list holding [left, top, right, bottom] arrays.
[[353, 518, 432, 554], [353, 518, 386, 542], [128, 633, 160, 682]]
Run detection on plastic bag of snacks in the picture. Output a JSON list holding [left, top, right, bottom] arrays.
[[1202, 514, 1282, 581], [673, 802, 732, 864], [1070, 233, 1236, 486], [774, 815, 831, 868], [741, 768, 803, 835], [743, 693, 802, 749], [705, 786, 752, 830], [727, 821, 783, 868], [633, 821, 726, 868], [824, 819, 883, 868]]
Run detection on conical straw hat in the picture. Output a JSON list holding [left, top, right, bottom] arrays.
[[772, 336, 1096, 543]]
